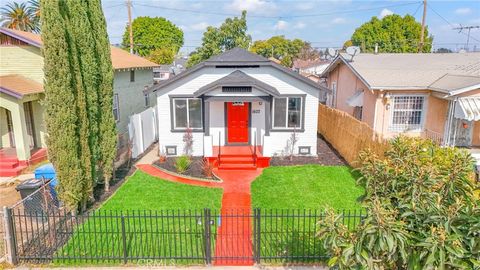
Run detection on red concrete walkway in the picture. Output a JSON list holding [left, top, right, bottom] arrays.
[[136, 164, 262, 266]]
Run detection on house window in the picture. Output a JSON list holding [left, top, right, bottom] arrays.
[[144, 92, 150, 107], [273, 97, 302, 129], [113, 93, 119, 121], [390, 96, 425, 131], [172, 98, 202, 130], [130, 70, 135, 82]]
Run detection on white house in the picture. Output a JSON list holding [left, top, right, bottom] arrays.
[[150, 48, 329, 169]]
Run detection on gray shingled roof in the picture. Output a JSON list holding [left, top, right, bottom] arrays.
[[207, 47, 269, 63], [322, 53, 480, 94], [194, 70, 280, 97]]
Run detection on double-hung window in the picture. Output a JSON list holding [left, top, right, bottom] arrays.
[[272, 96, 303, 129], [172, 98, 203, 130], [113, 93, 119, 122], [390, 95, 425, 131]]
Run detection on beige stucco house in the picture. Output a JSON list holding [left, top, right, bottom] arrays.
[[0, 28, 158, 176], [321, 53, 480, 150]]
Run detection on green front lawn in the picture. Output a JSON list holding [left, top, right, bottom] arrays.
[[252, 165, 364, 210], [100, 170, 222, 210], [55, 170, 222, 265]]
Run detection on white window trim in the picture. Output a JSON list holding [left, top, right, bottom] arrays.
[[172, 98, 203, 130], [113, 93, 120, 122], [388, 94, 428, 132], [272, 96, 303, 130]]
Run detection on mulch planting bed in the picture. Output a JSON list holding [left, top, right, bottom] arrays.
[[270, 134, 347, 166], [154, 157, 216, 180]]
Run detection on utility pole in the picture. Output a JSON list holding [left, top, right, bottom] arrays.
[[126, 0, 134, 54], [418, 0, 427, 52], [452, 25, 480, 51]]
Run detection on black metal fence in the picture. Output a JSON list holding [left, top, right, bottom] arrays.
[[6, 208, 366, 265]]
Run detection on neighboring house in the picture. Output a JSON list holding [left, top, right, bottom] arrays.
[[150, 48, 329, 169], [0, 28, 158, 176], [293, 59, 331, 75], [321, 53, 480, 150], [153, 57, 188, 83]]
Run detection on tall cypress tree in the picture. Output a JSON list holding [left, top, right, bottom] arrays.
[[41, 0, 84, 211], [85, 0, 117, 192], [42, 0, 117, 210]]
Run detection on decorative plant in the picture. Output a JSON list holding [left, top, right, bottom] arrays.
[[158, 147, 166, 163], [199, 158, 214, 178], [287, 126, 299, 161], [183, 127, 194, 156], [174, 155, 191, 174], [317, 136, 480, 269]]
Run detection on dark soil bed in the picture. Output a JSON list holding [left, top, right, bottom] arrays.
[[270, 134, 347, 166], [154, 157, 216, 180]]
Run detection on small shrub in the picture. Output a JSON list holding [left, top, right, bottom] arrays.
[[199, 158, 214, 178], [174, 155, 191, 174]]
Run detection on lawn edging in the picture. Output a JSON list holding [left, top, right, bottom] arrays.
[[151, 163, 223, 183]]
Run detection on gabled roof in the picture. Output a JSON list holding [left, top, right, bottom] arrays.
[[321, 53, 480, 95], [0, 75, 43, 98], [0, 27, 159, 70], [207, 47, 270, 63], [151, 48, 330, 93], [193, 70, 280, 97]]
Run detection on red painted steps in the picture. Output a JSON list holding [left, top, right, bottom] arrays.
[[0, 148, 48, 177], [0, 158, 27, 177]]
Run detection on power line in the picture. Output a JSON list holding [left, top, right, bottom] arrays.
[[427, 4, 480, 44], [134, 1, 420, 19]]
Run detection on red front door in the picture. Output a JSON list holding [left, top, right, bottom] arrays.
[[227, 102, 249, 144]]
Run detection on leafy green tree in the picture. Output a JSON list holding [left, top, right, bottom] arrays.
[[250, 36, 304, 67], [148, 47, 175, 64], [351, 14, 433, 53], [41, 0, 84, 211], [121, 16, 183, 57], [296, 42, 321, 61], [317, 136, 480, 269], [1, 1, 39, 32], [86, 0, 117, 193], [187, 11, 251, 67]]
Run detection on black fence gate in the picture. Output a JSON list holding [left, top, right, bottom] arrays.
[[5, 207, 366, 265]]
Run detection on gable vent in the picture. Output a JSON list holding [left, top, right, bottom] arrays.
[[222, 86, 252, 93]]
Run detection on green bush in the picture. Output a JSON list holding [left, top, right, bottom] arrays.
[[317, 136, 480, 269], [174, 155, 191, 174]]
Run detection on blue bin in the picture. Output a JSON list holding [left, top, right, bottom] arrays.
[[34, 163, 59, 206], [35, 163, 56, 180]]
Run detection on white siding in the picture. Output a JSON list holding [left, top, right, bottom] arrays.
[[156, 65, 320, 157]]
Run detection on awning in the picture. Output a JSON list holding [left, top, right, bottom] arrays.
[[455, 97, 480, 121], [346, 91, 364, 107]]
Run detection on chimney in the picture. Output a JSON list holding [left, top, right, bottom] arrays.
[[374, 43, 379, 54]]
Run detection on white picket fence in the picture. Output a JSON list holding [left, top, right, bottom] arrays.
[[128, 107, 157, 158]]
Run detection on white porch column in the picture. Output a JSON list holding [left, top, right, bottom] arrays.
[[10, 102, 31, 161]]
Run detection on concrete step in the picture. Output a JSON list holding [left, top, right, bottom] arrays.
[[0, 160, 19, 169], [218, 163, 257, 170], [0, 165, 26, 177]]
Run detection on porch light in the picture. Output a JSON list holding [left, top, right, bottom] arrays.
[[384, 92, 392, 110]]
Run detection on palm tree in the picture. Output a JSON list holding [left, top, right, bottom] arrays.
[[0, 1, 39, 33], [27, 0, 40, 25]]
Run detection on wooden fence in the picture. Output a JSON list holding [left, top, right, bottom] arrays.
[[317, 104, 388, 167]]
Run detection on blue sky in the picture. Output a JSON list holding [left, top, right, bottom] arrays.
[[100, 0, 480, 53]]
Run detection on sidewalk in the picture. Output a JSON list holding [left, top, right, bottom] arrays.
[[15, 266, 328, 270]]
